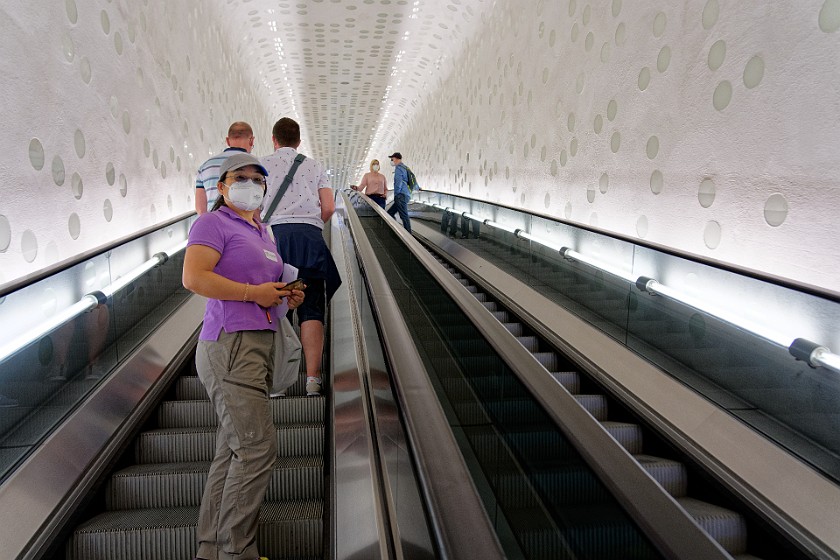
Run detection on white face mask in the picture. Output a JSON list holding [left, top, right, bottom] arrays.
[[372, 164, 380, 172], [389, 160, 396, 167], [226, 181, 265, 212]]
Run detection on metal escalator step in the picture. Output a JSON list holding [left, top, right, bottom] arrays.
[[175, 376, 311, 400], [634, 454, 688, 497], [482, 301, 499, 312], [503, 322, 524, 336], [484, 399, 549, 426], [498, 430, 579, 464], [491, 310, 510, 322], [157, 397, 324, 428], [439, 375, 530, 405], [518, 504, 655, 560], [551, 371, 580, 393], [517, 335, 539, 352], [677, 497, 748, 555], [135, 425, 324, 463], [106, 456, 324, 509], [68, 501, 322, 560], [574, 395, 608, 421], [174, 376, 206, 400], [496, 467, 613, 509], [601, 422, 643, 454], [532, 352, 561, 371]]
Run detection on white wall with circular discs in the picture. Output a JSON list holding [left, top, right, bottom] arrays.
[[0, 0, 277, 285], [400, 0, 840, 293]]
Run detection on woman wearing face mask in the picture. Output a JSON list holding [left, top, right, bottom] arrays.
[[357, 159, 387, 209], [182, 152, 304, 560]]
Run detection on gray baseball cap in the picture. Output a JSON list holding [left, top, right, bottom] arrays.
[[219, 152, 268, 179]]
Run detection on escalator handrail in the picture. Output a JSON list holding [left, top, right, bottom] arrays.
[[415, 189, 840, 304], [0, 212, 195, 299], [341, 191, 507, 560], [351, 192, 733, 560]]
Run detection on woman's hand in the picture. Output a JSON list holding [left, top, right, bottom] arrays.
[[277, 280, 305, 309], [250, 282, 287, 308], [285, 289, 305, 309]]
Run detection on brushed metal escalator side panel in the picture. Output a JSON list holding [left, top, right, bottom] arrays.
[[0, 294, 206, 560]]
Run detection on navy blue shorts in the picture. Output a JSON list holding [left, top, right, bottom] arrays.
[[291, 277, 325, 324]]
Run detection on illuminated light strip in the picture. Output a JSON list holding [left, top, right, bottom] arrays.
[[0, 240, 188, 365], [484, 220, 518, 234], [516, 230, 563, 252], [560, 247, 638, 284], [423, 200, 840, 374], [0, 296, 100, 364], [638, 277, 793, 347], [638, 278, 840, 376]]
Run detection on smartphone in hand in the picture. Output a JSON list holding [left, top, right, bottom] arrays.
[[282, 278, 306, 292]]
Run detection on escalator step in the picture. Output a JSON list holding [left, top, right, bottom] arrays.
[[68, 501, 322, 560], [491, 310, 510, 322], [551, 371, 580, 393], [518, 504, 657, 560], [156, 397, 323, 428], [574, 395, 608, 421], [517, 335, 540, 352], [106, 456, 323, 509], [677, 497, 748, 555], [532, 352, 561, 371], [174, 376, 310, 401], [601, 422, 643, 454], [634, 454, 687, 497], [135, 425, 324, 463]]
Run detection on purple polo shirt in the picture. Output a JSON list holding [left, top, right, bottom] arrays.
[[187, 206, 286, 341]]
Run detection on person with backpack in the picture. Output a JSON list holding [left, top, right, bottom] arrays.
[[386, 152, 418, 233]]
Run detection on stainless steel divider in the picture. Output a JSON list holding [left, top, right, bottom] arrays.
[[340, 191, 507, 560], [329, 197, 396, 560]]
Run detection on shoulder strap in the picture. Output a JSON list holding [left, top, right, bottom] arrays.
[[261, 153, 306, 223]]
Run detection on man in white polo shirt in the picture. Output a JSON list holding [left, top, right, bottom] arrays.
[[260, 117, 341, 396]]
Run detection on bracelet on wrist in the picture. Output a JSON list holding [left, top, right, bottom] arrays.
[[243, 282, 250, 302]]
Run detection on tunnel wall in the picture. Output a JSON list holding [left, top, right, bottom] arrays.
[[400, 0, 840, 294], [0, 1, 274, 287]]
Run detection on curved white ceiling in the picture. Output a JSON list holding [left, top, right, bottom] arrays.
[[216, 0, 492, 188]]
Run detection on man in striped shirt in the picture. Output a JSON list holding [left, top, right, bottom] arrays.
[[194, 122, 255, 214]]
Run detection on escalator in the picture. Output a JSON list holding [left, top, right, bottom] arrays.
[[2, 192, 837, 559], [343, 191, 835, 560], [66, 354, 324, 560]]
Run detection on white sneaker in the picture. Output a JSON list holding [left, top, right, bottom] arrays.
[[305, 377, 322, 396], [269, 390, 286, 398]]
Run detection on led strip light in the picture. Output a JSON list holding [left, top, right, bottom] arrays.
[[426, 201, 840, 375], [0, 240, 188, 365]]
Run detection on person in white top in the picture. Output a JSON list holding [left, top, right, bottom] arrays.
[[260, 118, 341, 396], [358, 159, 387, 209]]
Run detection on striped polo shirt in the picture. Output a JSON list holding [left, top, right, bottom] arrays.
[[194, 147, 247, 211]]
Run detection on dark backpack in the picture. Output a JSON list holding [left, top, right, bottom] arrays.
[[403, 165, 419, 192]]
